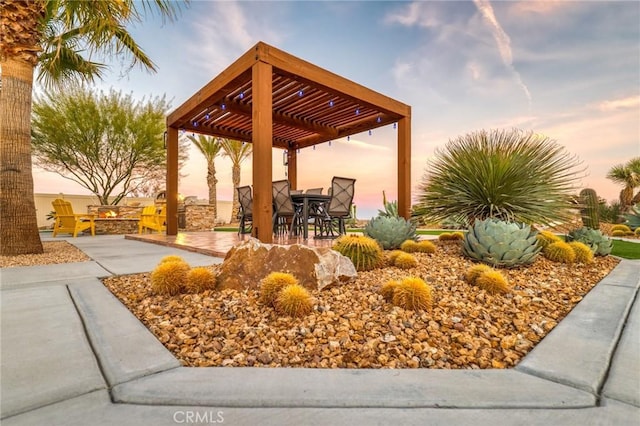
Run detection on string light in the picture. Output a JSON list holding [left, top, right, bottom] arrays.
[[239, 92, 244, 99], [298, 90, 303, 97], [297, 148, 300, 153], [355, 108, 360, 115], [205, 113, 210, 120], [376, 116, 382, 123], [221, 103, 226, 110], [313, 145, 316, 150], [368, 130, 372, 136], [192, 121, 198, 127], [393, 122, 397, 129], [329, 100, 334, 107], [347, 136, 350, 141], [329, 141, 332, 146]]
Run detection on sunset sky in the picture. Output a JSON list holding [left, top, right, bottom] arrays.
[[33, 1, 640, 220]]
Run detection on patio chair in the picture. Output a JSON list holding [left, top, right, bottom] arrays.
[[305, 188, 323, 194], [272, 180, 303, 237], [138, 205, 166, 234], [237, 185, 253, 235], [315, 177, 356, 238], [51, 199, 96, 237]]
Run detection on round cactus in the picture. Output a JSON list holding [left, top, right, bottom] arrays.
[[184, 267, 217, 293], [544, 241, 576, 263], [636, 228, 640, 236], [568, 242, 594, 264], [394, 252, 418, 269], [386, 250, 404, 264], [611, 230, 626, 237], [417, 240, 437, 253], [379, 280, 400, 302], [536, 231, 562, 249], [275, 284, 314, 317], [611, 224, 631, 233], [259, 272, 299, 306], [400, 240, 420, 253], [332, 235, 383, 271], [159, 255, 186, 264], [438, 232, 453, 241], [150, 260, 190, 295], [451, 231, 465, 241], [391, 277, 433, 311], [475, 270, 510, 294], [464, 264, 494, 285]]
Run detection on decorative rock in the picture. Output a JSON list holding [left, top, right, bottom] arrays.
[[217, 238, 357, 291]]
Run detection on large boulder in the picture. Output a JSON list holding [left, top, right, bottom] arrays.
[[217, 238, 357, 291]]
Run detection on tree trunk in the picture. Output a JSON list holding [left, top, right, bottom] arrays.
[[620, 187, 633, 212], [0, 59, 43, 255], [231, 164, 240, 222], [207, 162, 217, 218]]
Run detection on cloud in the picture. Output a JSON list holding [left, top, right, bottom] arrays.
[[599, 96, 640, 112], [472, 0, 532, 107]]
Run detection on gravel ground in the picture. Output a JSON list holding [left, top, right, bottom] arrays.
[[102, 242, 619, 369], [0, 241, 89, 268]]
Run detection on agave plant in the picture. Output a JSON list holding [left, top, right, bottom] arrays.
[[365, 216, 418, 250], [415, 128, 584, 226], [623, 204, 640, 230], [566, 227, 613, 256], [462, 218, 541, 268]]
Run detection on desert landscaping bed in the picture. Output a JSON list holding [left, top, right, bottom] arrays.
[[0, 241, 90, 268], [102, 242, 619, 369]]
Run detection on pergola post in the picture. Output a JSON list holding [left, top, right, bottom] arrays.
[[251, 61, 273, 243], [397, 116, 411, 220], [287, 149, 298, 190], [166, 126, 179, 235]]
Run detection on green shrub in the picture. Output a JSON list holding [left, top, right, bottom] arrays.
[[414, 128, 583, 226]]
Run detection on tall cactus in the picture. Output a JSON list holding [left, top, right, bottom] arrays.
[[579, 188, 600, 230]]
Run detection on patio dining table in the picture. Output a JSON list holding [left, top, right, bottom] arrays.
[[291, 193, 331, 239]]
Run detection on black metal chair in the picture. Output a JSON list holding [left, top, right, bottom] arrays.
[[236, 185, 253, 235], [272, 180, 303, 237], [315, 177, 355, 238], [305, 188, 323, 194]]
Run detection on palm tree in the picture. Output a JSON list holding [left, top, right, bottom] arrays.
[[186, 134, 223, 217], [220, 139, 252, 222], [0, 0, 182, 255], [607, 157, 640, 212]]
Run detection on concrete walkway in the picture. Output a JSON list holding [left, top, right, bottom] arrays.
[[1, 235, 638, 425]]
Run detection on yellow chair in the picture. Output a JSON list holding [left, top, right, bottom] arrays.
[[138, 205, 166, 234], [51, 199, 96, 237]]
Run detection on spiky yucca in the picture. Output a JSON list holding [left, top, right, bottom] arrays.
[[464, 264, 494, 284], [394, 252, 418, 269], [184, 267, 217, 293], [275, 284, 314, 317], [611, 224, 631, 233], [400, 240, 420, 253], [414, 129, 583, 226], [475, 270, 511, 294], [417, 240, 437, 253], [379, 280, 400, 302], [568, 242, 594, 264], [150, 260, 190, 295], [259, 272, 299, 306], [536, 231, 562, 249], [332, 235, 383, 271], [544, 241, 576, 263], [159, 255, 186, 264], [391, 277, 433, 311]]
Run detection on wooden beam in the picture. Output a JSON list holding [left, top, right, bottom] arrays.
[[251, 60, 273, 243], [257, 42, 411, 117], [287, 148, 298, 190], [397, 116, 411, 220], [166, 127, 179, 235]]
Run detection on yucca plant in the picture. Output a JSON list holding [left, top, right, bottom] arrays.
[[414, 129, 584, 226], [623, 204, 640, 230]]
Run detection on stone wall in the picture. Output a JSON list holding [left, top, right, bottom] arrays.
[[184, 204, 217, 231], [93, 219, 139, 235], [87, 205, 145, 218]]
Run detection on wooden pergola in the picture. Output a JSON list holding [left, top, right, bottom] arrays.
[[165, 41, 411, 243]]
